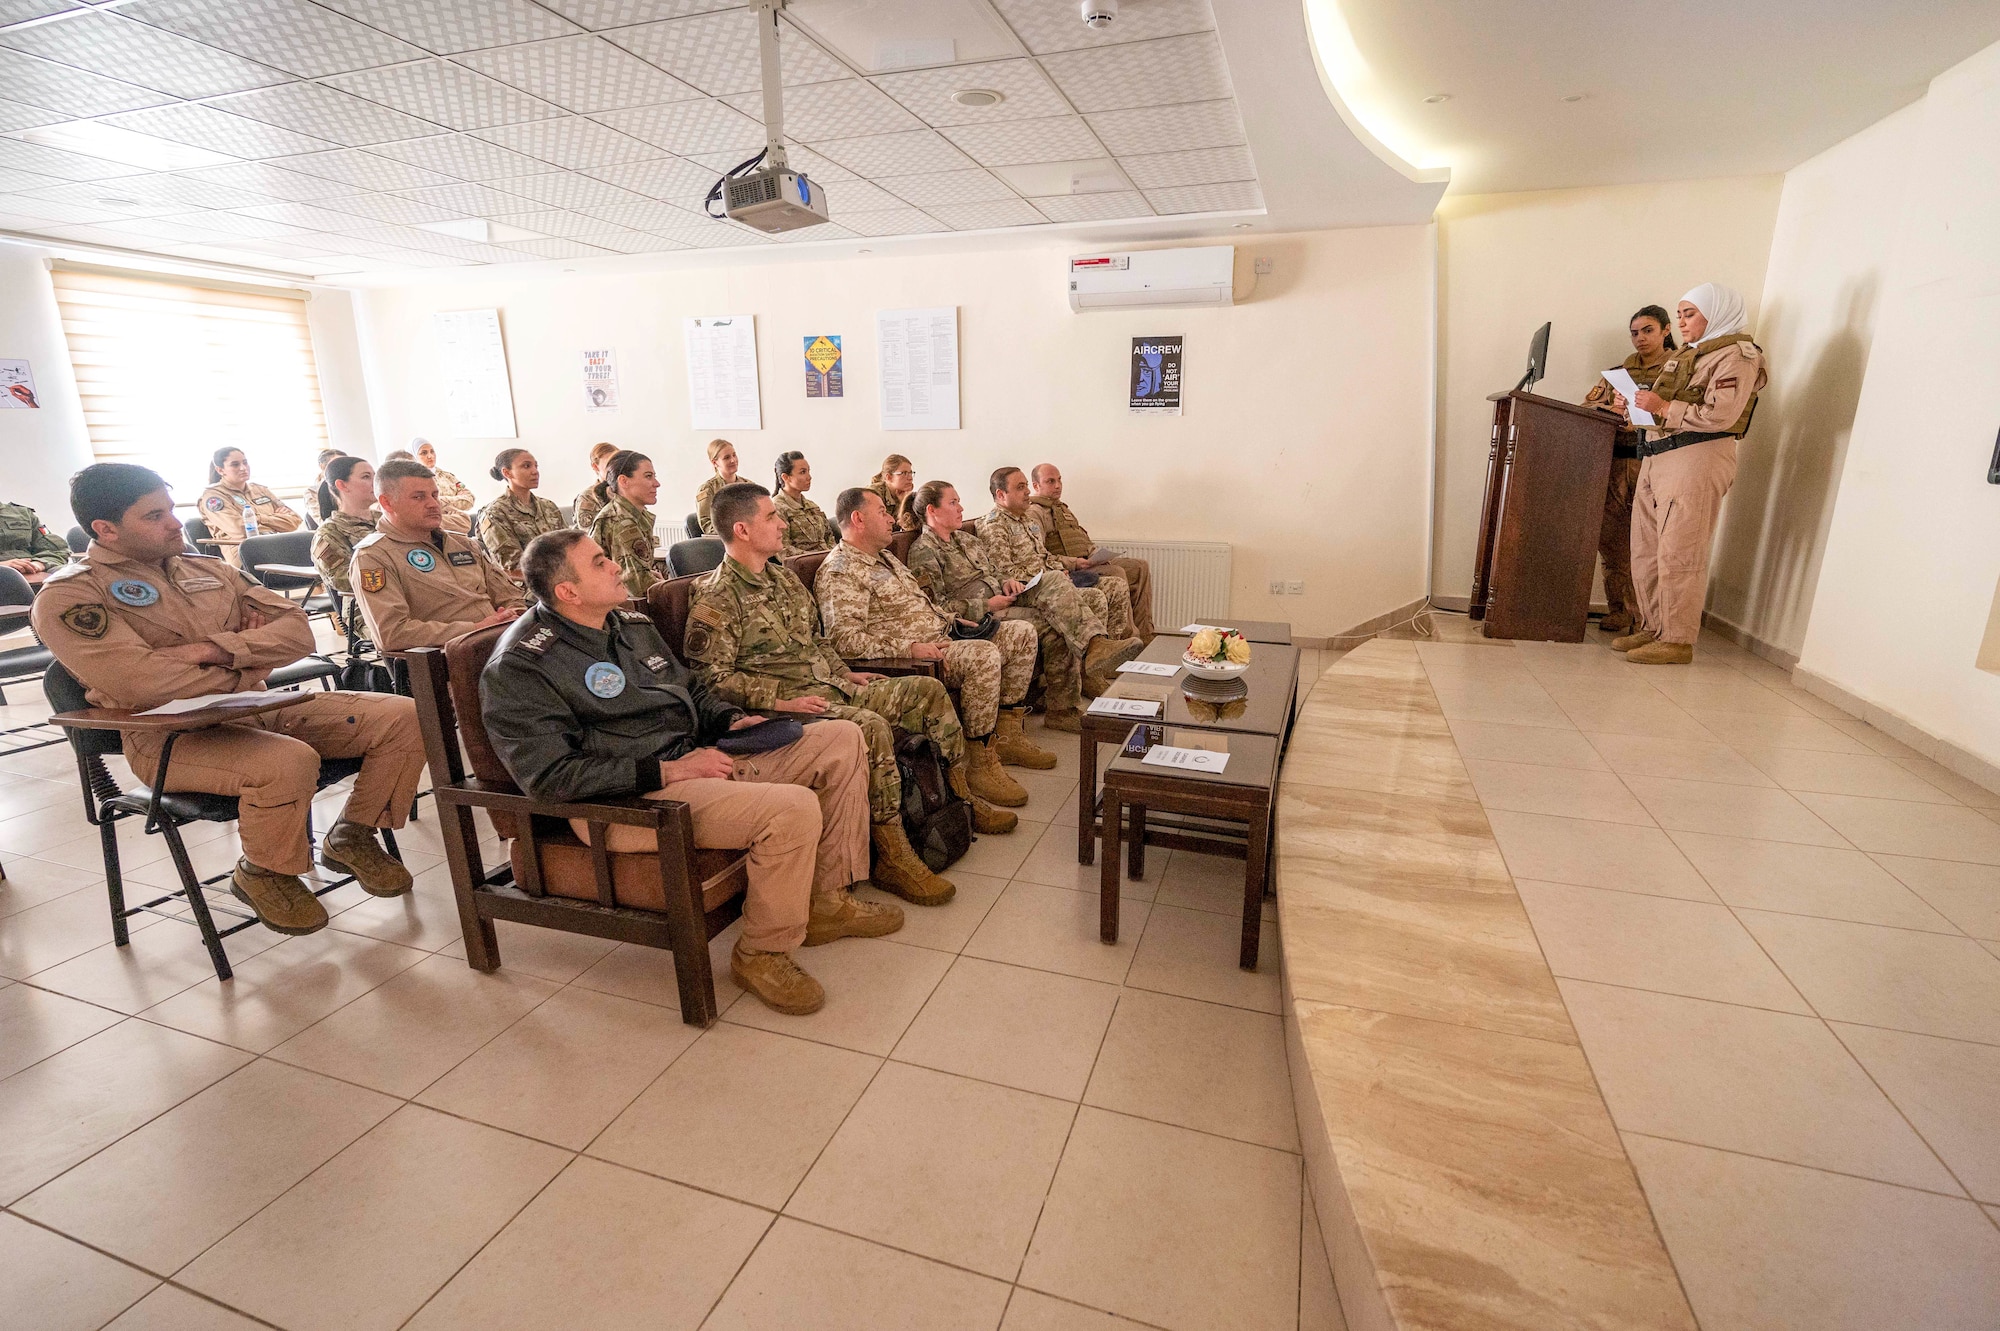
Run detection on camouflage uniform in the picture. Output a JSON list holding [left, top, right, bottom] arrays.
[[815, 540, 1037, 737], [773, 489, 838, 559], [1029, 492, 1154, 638], [589, 493, 661, 597], [572, 483, 605, 532], [866, 481, 919, 532], [980, 505, 1134, 638], [695, 474, 727, 536], [311, 510, 376, 595], [0, 501, 70, 575], [684, 554, 963, 824], [431, 467, 475, 535], [479, 492, 566, 575], [907, 526, 1081, 712]]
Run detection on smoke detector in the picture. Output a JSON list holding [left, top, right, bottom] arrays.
[[1081, 0, 1116, 30], [951, 88, 1004, 108]]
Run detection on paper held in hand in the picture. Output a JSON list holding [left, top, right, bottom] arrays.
[[1600, 367, 1657, 427], [1018, 570, 1043, 594], [1116, 660, 1179, 677], [1086, 696, 1162, 718], [140, 690, 298, 716], [1142, 745, 1229, 774]]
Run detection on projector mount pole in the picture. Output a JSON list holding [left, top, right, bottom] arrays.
[[755, 0, 789, 174]]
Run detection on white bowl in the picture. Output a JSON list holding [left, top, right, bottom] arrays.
[[1181, 654, 1249, 681]]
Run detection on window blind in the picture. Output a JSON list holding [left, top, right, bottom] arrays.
[[49, 263, 329, 496]]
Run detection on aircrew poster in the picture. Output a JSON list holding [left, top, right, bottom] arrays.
[[805, 334, 843, 398], [1129, 336, 1183, 415]]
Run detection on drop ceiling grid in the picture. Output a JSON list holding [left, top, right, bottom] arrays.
[[0, 0, 1261, 274]]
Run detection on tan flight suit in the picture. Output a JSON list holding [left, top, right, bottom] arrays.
[[1581, 351, 1667, 631], [1632, 334, 1769, 645], [31, 544, 423, 875], [1029, 492, 1154, 638], [351, 519, 523, 652], [197, 482, 302, 567], [980, 505, 1134, 638], [430, 467, 476, 535]]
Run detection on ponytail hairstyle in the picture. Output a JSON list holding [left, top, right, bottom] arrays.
[[326, 455, 371, 489], [706, 438, 734, 466], [490, 447, 530, 484], [870, 452, 912, 487], [207, 446, 245, 484], [595, 449, 650, 505], [1633, 304, 1677, 351], [773, 450, 807, 494], [587, 440, 619, 475], [913, 479, 955, 527]]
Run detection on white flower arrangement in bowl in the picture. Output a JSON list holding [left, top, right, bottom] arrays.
[[1182, 627, 1251, 680]]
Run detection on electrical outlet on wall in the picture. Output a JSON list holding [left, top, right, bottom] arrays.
[[1268, 580, 1285, 596], [1253, 257, 1273, 275], [1286, 580, 1305, 595]]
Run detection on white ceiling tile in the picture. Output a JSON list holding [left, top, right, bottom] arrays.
[[925, 198, 1045, 231], [607, 10, 847, 96], [12, 182, 189, 217], [355, 248, 482, 267], [213, 82, 442, 145], [471, 115, 661, 168], [989, 0, 1214, 55], [1143, 179, 1261, 213], [394, 181, 550, 214], [594, 98, 764, 155], [583, 155, 718, 202], [817, 178, 902, 212], [1029, 189, 1151, 222], [364, 133, 556, 182], [879, 168, 1017, 208], [940, 115, 1104, 166], [478, 207, 617, 236], [682, 141, 855, 182], [176, 162, 366, 200], [0, 11, 287, 98], [0, 138, 143, 181], [338, 223, 523, 259], [328, 61, 563, 132], [1118, 144, 1254, 189], [768, 221, 852, 243], [639, 215, 758, 246], [90, 215, 248, 244], [169, 210, 316, 239], [572, 197, 704, 230], [235, 200, 381, 229], [0, 199, 144, 227], [1039, 32, 1233, 113], [271, 148, 459, 191], [121, 0, 427, 78], [0, 97, 66, 132], [836, 206, 944, 237], [0, 0, 81, 21], [810, 129, 976, 177], [102, 103, 339, 159], [320, 192, 470, 225], [872, 58, 1071, 126], [721, 78, 919, 139], [565, 225, 674, 253], [1086, 99, 1242, 155], [479, 170, 653, 211], [309, 0, 582, 56], [54, 172, 273, 210], [0, 48, 172, 116], [455, 35, 702, 113], [0, 166, 60, 193], [218, 234, 358, 256], [537, 0, 738, 32], [495, 237, 622, 259]]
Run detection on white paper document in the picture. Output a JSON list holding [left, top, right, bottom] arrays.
[[433, 309, 517, 439], [684, 316, 762, 430], [1086, 696, 1162, 718], [140, 691, 296, 716], [1142, 745, 1230, 774], [877, 307, 960, 430], [1600, 368, 1656, 427], [1180, 623, 1226, 634], [1116, 660, 1180, 677], [1018, 571, 1043, 594]]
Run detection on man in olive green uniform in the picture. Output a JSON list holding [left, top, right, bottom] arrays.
[[0, 499, 71, 587], [353, 460, 523, 652], [1029, 464, 1154, 639], [982, 467, 1135, 639]]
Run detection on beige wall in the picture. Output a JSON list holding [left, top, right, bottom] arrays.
[[1432, 177, 1783, 604], [351, 226, 1436, 638], [0, 246, 96, 523]]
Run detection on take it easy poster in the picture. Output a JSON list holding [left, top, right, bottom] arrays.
[[1129, 336, 1182, 415]]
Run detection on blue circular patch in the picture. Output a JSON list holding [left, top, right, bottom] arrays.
[[585, 662, 626, 699], [406, 547, 436, 572], [109, 579, 159, 607]]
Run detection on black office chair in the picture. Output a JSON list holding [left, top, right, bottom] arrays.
[[43, 654, 383, 980], [240, 531, 337, 625], [684, 512, 703, 540], [183, 516, 221, 556], [558, 503, 574, 525], [0, 567, 61, 756], [667, 537, 725, 578], [65, 526, 88, 554]]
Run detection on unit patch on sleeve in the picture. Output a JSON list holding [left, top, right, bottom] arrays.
[[59, 603, 108, 639], [360, 568, 386, 593]]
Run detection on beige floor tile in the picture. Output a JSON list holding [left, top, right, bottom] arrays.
[[1415, 641, 1523, 671], [1795, 793, 2000, 864], [0, 881, 165, 980], [1558, 980, 1956, 1191], [0, 979, 124, 1079], [789, 1061, 1075, 1279], [1737, 747, 1961, 803], [325, 861, 469, 951], [0, 1211, 158, 1331], [853, 868, 1008, 954], [893, 956, 1119, 1100], [725, 934, 951, 1055], [26, 914, 288, 1016], [1739, 910, 2000, 1044], [1671, 833, 1957, 931], [0, 1018, 251, 1204], [1585, 733, 1777, 787], [1001, 1288, 1158, 1330], [436, 918, 618, 983], [1009, 768, 1079, 812], [1555, 692, 1716, 741], [966, 880, 1152, 985], [569, 929, 742, 1017], [0, 799, 112, 858], [140, 930, 428, 1054], [1641, 675, 1811, 716], [1021, 1106, 1302, 1331], [1514, 880, 1809, 1012], [1154, 848, 1277, 919], [1299, 1187, 1347, 1331], [16, 1060, 398, 1274], [1484, 809, 1716, 900], [590, 1022, 878, 1209], [1463, 758, 1654, 824], [705, 1217, 1011, 1330], [1125, 902, 1282, 1014], [267, 952, 556, 1098], [1084, 988, 1298, 1151], [1623, 1133, 2000, 1331], [405, 1156, 769, 1331], [1622, 776, 1847, 846], [1891, 755, 2000, 809], [102, 1284, 267, 1329], [1688, 708, 1873, 755], [1425, 676, 1572, 729], [178, 1104, 569, 1331], [1446, 719, 1608, 770], [1834, 1024, 2000, 1204], [1015, 819, 1168, 901], [952, 818, 1043, 879], [0, 853, 102, 919], [1873, 854, 2000, 939], [0, 773, 76, 825], [1828, 717, 1928, 761], [418, 984, 702, 1149]]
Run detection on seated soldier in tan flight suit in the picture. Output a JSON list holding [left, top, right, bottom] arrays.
[[34, 464, 424, 936], [1029, 463, 1154, 640], [353, 459, 524, 652]]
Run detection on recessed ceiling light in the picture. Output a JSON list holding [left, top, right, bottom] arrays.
[[1232, 223, 1252, 229], [858, 247, 873, 253], [951, 88, 1004, 108], [1560, 93, 1587, 103], [1422, 93, 1451, 104], [23, 121, 235, 171], [96, 197, 144, 209]]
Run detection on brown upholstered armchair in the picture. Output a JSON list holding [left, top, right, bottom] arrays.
[[643, 567, 940, 684], [406, 625, 751, 1026]]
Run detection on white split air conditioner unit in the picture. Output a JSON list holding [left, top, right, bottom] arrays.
[[1067, 246, 1236, 312]]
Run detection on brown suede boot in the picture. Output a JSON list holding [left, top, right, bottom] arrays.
[[730, 943, 825, 1014], [1597, 614, 1633, 635], [804, 889, 905, 946], [1625, 639, 1694, 665], [1610, 629, 1658, 653], [230, 858, 328, 935], [870, 821, 956, 905], [948, 761, 1018, 832], [1082, 634, 1144, 694], [993, 708, 1057, 769], [320, 821, 412, 897], [964, 737, 1027, 807], [1041, 707, 1082, 734]]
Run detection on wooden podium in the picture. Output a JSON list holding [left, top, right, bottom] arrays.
[[1469, 390, 1619, 642]]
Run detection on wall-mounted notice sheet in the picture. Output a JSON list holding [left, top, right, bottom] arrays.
[[877, 306, 959, 430], [581, 347, 619, 412], [685, 315, 761, 430], [433, 309, 517, 438]]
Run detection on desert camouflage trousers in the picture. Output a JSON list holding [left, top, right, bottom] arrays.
[[997, 607, 1080, 711], [819, 674, 964, 824], [1093, 573, 1135, 638], [939, 618, 1036, 737]]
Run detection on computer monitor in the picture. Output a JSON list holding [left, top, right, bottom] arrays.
[[1515, 321, 1551, 392]]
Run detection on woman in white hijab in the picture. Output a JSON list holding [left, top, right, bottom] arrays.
[[1605, 282, 1769, 665]]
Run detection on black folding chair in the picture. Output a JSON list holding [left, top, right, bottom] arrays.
[[684, 512, 703, 540], [0, 567, 61, 756], [667, 537, 725, 578], [183, 516, 221, 557], [241, 531, 338, 628]]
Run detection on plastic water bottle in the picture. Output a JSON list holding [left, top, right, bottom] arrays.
[[242, 503, 259, 539]]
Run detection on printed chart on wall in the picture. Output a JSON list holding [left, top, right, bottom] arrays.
[[581, 348, 619, 413], [804, 334, 842, 398], [0, 359, 36, 409], [685, 315, 761, 430], [877, 307, 959, 431], [433, 309, 517, 438], [1129, 336, 1183, 415]]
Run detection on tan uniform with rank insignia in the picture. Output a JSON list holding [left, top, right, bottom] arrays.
[[980, 505, 1134, 638], [589, 492, 662, 598], [1581, 351, 1662, 632], [430, 467, 475, 535], [1029, 492, 1154, 638], [352, 520, 523, 652], [907, 526, 1083, 712], [311, 510, 376, 596], [31, 544, 424, 876], [197, 482, 302, 566], [773, 489, 838, 559], [478, 492, 566, 576]]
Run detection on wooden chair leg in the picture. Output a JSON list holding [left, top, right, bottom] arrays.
[[160, 821, 233, 981]]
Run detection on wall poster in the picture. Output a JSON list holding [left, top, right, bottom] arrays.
[[1129, 335, 1183, 415], [684, 315, 761, 430], [581, 348, 619, 412], [433, 308, 517, 438], [804, 334, 843, 398], [0, 359, 37, 408], [876, 306, 959, 431]]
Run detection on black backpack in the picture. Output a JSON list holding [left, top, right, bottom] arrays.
[[896, 733, 973, 871]]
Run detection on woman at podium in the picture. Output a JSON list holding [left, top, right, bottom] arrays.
[[1581, 305, 1676, 635]]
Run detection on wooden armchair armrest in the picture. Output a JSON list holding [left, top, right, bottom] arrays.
[[847, 656, 942, 679], [431, 778, 685, 828], [50, 695, 310, 734], [431, 778, 705, 912]]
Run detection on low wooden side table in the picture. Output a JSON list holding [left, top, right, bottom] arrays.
[[1100, 728, 1279, 970]]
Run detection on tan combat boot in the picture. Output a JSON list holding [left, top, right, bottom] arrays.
[[805, 889, 905, 946], [993, 708, 1057, 769], [1610, 629, 1658, 653], [1082, 634, 1145, 694], [730, 943, 825, 1014], [870, 821, 956, 905], [1041, 707, 1082, 734], [964, 737, 1028, 806], [230, 858, 328, 935], [320, 821, 412, 897], [949, 760, 1018, 832], [1597, 614, 1633, 636], [1625, 639, 1694, 665]]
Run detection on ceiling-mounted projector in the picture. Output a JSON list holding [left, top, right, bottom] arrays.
[[707, 0, 831, 233]]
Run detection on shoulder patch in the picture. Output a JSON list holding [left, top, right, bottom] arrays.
[[360, 568, 386, 593], [45, 562, 90, 584], [513, 624, 555, 655], [203, 495, 225, 512], [616, 608, 651, 623], [59, 602, 109, 639], [689, 603, 725, 626]]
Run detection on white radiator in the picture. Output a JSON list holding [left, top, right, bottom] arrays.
[[1103, 539, 1232, 630]]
